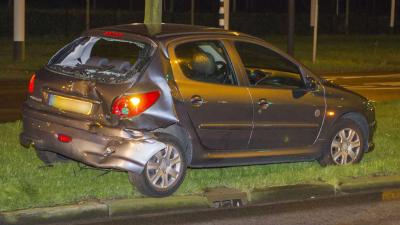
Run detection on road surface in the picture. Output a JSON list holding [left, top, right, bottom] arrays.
[[53, 192, 400, 225], [0, 73, 399, 122]]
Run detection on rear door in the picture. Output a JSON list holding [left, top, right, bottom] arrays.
[[169, 39, 253, 150], [232, 40, 325, 150]]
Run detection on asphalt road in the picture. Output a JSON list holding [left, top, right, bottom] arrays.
[[55, 193, 400, 225], [0, 73, 399, 122]]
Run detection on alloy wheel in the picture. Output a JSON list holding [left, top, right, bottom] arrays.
[[145, 144, 182, 189], [330, 128, 361, 165]]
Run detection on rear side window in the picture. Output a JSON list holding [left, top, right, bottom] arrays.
[[235, 41, 304, 89], [48, 37, 153, 83], [174, 41, 237, 85]]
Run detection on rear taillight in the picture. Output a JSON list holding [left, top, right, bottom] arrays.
[[111, 90, 161, 118], [57, 134, 72, 143], [28, 74, 36, 94]]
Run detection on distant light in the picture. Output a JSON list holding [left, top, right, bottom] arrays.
[[232, 32, 240, 36]]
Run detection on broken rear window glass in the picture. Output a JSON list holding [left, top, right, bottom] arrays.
[[47, 37, 153, 83]]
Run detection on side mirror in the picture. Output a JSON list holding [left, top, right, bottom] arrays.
[[305, 76, 317, 90]]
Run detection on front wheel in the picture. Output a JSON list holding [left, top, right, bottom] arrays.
[[128, 138, 187, 197], [318, 118, 366, 166]]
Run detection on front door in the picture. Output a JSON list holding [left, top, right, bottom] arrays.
[[233, 41, 325, 149], [170, 40, 253, 150]]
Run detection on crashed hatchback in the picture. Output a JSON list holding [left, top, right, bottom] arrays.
[[20, 23, 376, 197]]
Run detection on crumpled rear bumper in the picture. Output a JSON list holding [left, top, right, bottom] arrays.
[[20, 104, 166, 173]]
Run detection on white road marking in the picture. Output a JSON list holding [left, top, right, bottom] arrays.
[[324, 73, 400, 80]]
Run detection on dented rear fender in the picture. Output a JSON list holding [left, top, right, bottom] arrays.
[[118, 49, 179, 130]]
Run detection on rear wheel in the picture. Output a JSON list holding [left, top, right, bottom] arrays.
[[35, 148, 69, 165], [128, 137, 187, 197], [318, 118, 365, 166]]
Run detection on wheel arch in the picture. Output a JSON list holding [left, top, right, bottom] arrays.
[[152, 124, 193, 164], [341, 112, 369, 137], [334, 111, 369, 152]]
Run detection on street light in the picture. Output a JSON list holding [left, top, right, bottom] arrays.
[[191, 0, 195, 25], [13, 0, 25, 62], [86, 0, 90, 30], [310, 0, 319, 64], [287, 0, 295, 56], [390, 0, 396, 33], [218, 0, 230, 30]]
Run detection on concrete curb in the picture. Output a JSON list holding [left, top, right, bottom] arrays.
[[250, 183, 336, 204], [338, 175, 400, 193], [1, 175, 400, 225], [0, 202, 108, 225], [105, 196, 209, 217]]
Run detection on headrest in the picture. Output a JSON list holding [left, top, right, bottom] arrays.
[[191, 51, 216, 76], [108, 59, 132, 72], [85, 56, 109, 67]]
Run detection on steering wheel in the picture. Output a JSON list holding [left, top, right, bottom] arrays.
[[252, 70, 272, 86], [215, 61, 227, 73], [215, 61, 231, 84]]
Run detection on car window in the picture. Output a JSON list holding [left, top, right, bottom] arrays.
[[174, 41, 237, 85], [47, 37, 152, 83], [235, 41, 305, 89]]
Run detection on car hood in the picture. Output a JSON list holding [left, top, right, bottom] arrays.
[[321, 79, 368, 101]]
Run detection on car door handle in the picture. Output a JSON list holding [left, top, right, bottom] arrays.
[[190, 95, 205, 107], [258, 98, 270, 110]]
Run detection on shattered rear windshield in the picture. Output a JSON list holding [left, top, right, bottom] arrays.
[[47, 37, 153, 83]]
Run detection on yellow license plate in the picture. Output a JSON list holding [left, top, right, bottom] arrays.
[[49, 94, 93, 115]]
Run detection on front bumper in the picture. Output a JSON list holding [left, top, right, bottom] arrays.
[[20, 104, 166, 173]]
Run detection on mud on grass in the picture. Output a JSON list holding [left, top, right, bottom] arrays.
[[0, 101, 399, 212]]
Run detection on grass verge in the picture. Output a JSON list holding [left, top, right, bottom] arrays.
[[0, 101, 400, 212], [1, 35, 400, 80]]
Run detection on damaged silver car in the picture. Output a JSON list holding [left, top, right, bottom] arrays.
[[20, 24, 376, 197]]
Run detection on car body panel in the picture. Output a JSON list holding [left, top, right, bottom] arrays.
[[172, 80, 253, 150], [222, 37, 326, 150], [246, 86, 325, 149], [167, 38, 253, 150]]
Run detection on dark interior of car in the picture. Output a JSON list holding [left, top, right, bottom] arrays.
[[84, 56, 132, 73]]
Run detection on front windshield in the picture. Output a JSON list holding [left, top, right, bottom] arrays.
[[47, 37, 153, 83]]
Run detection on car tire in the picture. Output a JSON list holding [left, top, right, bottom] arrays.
[[318, 118, 366, 167], [128, 136, 187, 197], [35, 148, 69, 165]]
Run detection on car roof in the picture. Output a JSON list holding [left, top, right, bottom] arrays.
[[88, 23, 256, 42]]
